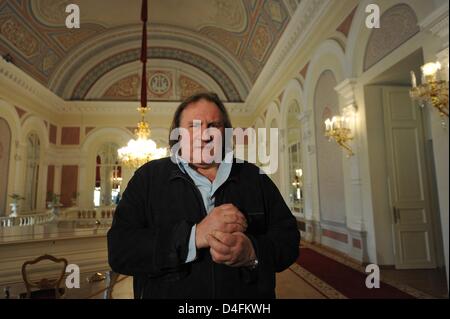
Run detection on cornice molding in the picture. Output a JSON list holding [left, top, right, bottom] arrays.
[[52, 101, 251, 116], [0, 56, 65, 114], [419, 3, 449, 47]]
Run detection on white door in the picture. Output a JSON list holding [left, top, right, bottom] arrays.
[[383, 87, 436, 269]]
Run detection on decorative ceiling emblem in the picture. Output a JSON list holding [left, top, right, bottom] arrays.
[[148, 72, 172, 96]]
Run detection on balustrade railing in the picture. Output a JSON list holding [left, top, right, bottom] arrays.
[[0, 206, 115, 228], [0, 211, 54, 228]]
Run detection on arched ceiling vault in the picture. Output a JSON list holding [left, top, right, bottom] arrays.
[[0, 0, 298, 102]]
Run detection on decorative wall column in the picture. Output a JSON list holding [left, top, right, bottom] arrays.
[[278, 127, 289, 203], [37, 156, 48, 211], [78, 157, 87, 208], [53, 164, 62, 199], [13, 140, 26, 213], [298, 109, 320, 243], [335, 78, 368, 262], [419, 5, 449, 288]]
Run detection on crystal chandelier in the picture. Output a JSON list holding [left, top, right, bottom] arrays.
[[118, 0, 167, 169]]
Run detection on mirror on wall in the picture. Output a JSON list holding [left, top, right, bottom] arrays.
[[94, 143, 122, 207]]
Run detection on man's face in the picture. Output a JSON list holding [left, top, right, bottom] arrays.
[[179, 99, 225, 168]]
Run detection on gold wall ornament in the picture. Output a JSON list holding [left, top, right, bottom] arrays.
[[410, 62, 449, 126], [324, 115, 354, 157]]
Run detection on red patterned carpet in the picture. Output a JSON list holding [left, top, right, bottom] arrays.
[[290, 246, 432, 299]]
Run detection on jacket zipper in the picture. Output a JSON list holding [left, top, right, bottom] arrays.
[[175, 174, 216, 298]]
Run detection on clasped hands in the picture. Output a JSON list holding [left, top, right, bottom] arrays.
[[195, 204, 256, 267]]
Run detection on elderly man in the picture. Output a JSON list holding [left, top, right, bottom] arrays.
[[107, 92, 300, 299]]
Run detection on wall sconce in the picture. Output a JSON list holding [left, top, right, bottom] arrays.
[[410, 62, 449, 125], [112, 177, 123, 183], [324, 113, 354, 157]]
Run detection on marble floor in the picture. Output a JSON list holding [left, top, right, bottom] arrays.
[[4, 244, 444, 299], [106, 267, 448, 299], [105, 268, 326, 299]]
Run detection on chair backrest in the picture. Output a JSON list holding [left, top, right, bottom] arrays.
[[103, 270, 120, 299], [21, 254, 68, 299]]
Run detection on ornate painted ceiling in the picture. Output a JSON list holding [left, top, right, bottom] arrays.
[[0, 0, 301, 102]]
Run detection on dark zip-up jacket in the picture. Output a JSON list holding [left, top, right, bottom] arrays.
[[107, 157, 300, 299]]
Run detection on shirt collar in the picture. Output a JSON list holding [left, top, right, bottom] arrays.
[[174, 152, 233, 174], [174, 152, 233, 191]]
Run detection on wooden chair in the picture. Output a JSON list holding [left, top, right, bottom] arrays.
[[21, 254, 68, 299], [103, 270, 120, 299]]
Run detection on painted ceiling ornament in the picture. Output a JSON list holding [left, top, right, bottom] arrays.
[[149, 72, 171, 96], [0, 17, 39, 57], [31, 0, 71, 26], [179, 75, 207, 100], [104, 74, 140, 99], [212, 0, 245, 32]]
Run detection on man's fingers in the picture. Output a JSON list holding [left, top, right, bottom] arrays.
[[218, 203, 248, 227], [207, 234, 231, 255], [210, 248, 230, 263], [223, 214, 247, 228], [219, 203, 236, 210], [224, 223, 245, 233], [211, 231, 237, 247]]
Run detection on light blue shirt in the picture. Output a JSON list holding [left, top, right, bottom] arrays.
[[175, 153, 233, 263]]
